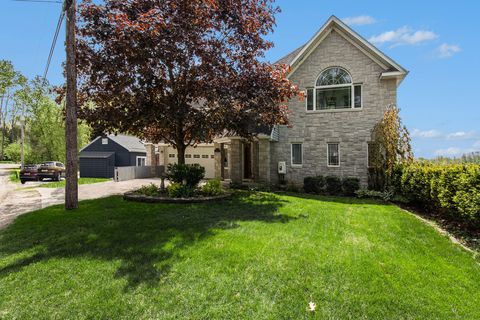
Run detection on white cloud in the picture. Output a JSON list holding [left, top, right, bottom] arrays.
[[342, 15, 376, 26], [412, 129, 479, 141], [436, 43, 461, 58], [411, 128, 442, 139], [434, 147, 464, 157], [446, 131, 479, 140], [369, 26, 438, 47]]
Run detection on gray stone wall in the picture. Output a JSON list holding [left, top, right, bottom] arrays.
[[229, 139, 243, 184], [270, 30, 397, 186], [257, 138, 271, 183]]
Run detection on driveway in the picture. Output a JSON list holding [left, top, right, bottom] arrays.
[[0, 175, 163, 229]]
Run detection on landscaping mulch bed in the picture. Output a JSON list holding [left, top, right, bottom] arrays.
[[123, 192, 233, 204]]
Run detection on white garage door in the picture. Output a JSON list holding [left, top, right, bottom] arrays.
[[164, 145, 216, 179]]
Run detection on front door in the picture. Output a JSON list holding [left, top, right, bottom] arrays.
[[243, 143, 252, 179]]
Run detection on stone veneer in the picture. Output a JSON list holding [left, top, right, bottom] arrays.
[[269, 29, 397, 187]]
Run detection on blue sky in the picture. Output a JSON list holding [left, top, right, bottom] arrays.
[[1, 0, 479, 158]]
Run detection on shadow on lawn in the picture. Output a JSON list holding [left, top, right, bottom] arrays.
[[276, 191, 390, 206], [0, 192, 295, 289]]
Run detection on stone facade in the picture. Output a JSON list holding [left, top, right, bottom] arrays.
[[213, 18, 405, 188], [269, 29, 398, 187]]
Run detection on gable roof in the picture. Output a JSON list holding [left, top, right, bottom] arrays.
[[276, 15, 408, 86], [108, 134, 145, 153], [80, 134, 146, 153]]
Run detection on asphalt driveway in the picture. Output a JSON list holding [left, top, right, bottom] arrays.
[[0, 168, 163, 229]]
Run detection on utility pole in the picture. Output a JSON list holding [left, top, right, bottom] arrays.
[[65, 0, 78, 209], [20, 115, 25, 170]]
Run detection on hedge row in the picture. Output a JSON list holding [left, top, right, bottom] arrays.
[[304, 176, 360, 196], [392, 163, 480, 221]]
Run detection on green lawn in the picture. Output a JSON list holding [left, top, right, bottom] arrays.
[[38, 177, 111, 188], [8, 169, 20, 183], [0, 192, 479, 319]]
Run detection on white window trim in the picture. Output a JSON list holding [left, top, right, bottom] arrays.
[[101, 138, 108, 145], [291, 143, 303, 167], [136, 156, 146, 167], [327, 143, 340, 167], [354, 84, 363, 109], [305, 67, 363, 113]]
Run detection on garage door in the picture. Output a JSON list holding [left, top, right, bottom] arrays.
[[80, 158, 114, 178], [163, 145, 215, 179]]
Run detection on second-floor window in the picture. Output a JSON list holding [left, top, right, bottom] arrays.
[[306, 67, 362, 111]]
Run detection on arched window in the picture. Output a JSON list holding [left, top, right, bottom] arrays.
[[316, 68, 352, 86], [306, 67, 362, 111]]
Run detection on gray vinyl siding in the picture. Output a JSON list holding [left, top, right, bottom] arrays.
[[79, 137, 146, 178]]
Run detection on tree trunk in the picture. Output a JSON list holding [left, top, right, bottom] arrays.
[[65, 0, 78, 210], [0, 123, 6, 161], [177, 143, 186, 165]]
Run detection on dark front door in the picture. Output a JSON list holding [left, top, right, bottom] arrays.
[[244, 143, 252, 179]]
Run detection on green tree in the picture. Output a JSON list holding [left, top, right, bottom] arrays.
[[0, 60, 27, 160], [24, 77, 90, 164], [370, 105, 413, 190]]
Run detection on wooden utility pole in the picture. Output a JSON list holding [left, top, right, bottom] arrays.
[[65, 0, 78, 209]]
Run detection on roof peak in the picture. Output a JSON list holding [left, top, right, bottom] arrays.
[[275, 15, 407, 83]]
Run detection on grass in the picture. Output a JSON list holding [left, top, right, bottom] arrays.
[[8, 169, 20, 183], [0, 192, 479, 319], [38, 177, 111, 188]]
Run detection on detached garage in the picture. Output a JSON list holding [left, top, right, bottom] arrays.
[[79, 134, 146, 178]]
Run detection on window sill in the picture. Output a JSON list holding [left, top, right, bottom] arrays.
[[291, 164, 303, 168], [327, 165, 340, 168], [306, 108, 363, 113]]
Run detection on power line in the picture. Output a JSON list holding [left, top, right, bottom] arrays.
[[44, 9, 65, 80]]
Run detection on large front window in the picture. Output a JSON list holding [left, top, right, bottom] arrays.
[[306, 67, 362, 111]]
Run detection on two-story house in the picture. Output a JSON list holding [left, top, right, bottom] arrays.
[[212, 15, 408, 186]]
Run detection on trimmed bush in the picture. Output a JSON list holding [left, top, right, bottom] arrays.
[[135, 183, 161, 196], [393, 163, 480, 221], [202, 179, 223, 196], [167, 182, 194, 198], [167, 163, 205, 188], [325, 176, 342, 195], [342, 177, 360, 196], [303, 176, 325, 194], [356, 189, 394, 201]]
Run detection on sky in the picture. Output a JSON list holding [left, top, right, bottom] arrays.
[[1, 0, 479, 159]]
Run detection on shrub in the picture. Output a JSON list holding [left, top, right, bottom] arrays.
[[9, 170, 20, 183], [342, 177, 360, 196], [393, 162, 480, 221], [303, 176, 325, 194], [135, 183, 161, 196], [167, 163, 205, 188], [167, 182, 194, 198], [325, 176, 342, 195], [202, 179, 223, 196], [356, 189, 384, 199], [356, 189, 393, 201]]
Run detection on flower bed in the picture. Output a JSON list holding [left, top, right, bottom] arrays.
[[123, 191, 233, 203]]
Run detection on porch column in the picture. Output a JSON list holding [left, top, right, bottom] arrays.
[[257, 138, 271, 184], [145, 143, 156, 176], [214, 142, 222, 179], [229, 138, 243, 184]]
